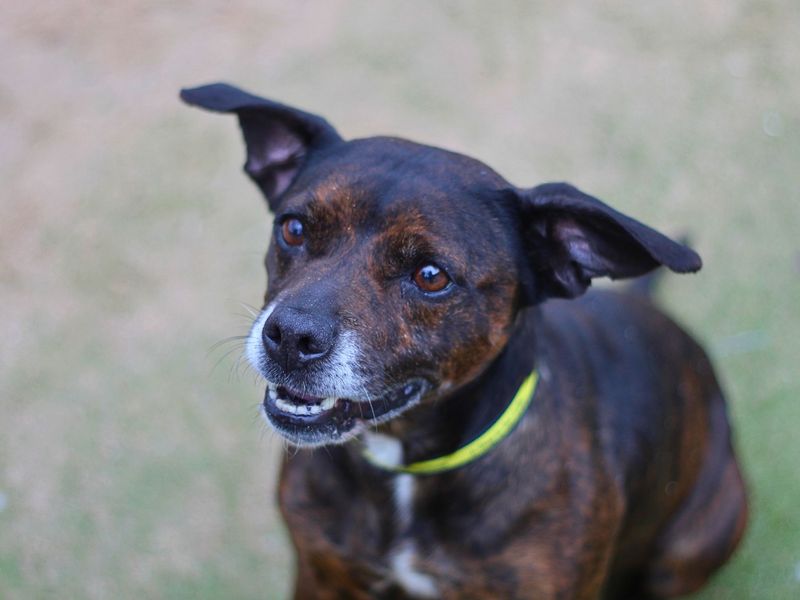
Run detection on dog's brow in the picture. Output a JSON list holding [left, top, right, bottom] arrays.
[[381, 230, 431, 261], [303, 186, 374, 229]]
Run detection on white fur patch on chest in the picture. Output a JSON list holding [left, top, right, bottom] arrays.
[[362, 433, 439, 598], [390, 540, 438, 598]]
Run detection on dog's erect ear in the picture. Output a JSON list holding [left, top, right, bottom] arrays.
[[180, 83, 343, 210], [517, 182, 702, 302]]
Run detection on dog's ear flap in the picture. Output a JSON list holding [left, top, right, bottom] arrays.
[[516, 182, 702, 302], [180, 83, 343, 210]]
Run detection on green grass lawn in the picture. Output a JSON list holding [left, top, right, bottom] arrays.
[[1, 2, 798, 598]]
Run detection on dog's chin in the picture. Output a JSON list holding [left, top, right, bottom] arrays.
[[262, 379, 430, 447]]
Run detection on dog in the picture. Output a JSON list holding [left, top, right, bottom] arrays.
[[181, 83, 748, 599]]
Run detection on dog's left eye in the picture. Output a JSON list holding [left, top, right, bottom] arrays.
[[413, 263, 450, 293], [281, 218, 305, 246]]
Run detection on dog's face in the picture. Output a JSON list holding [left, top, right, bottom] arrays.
[[182, 83, 701, 447], [246, 138, 521, 445]]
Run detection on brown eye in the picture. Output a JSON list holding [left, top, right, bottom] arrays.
[[413, 263, 450, 293], [281, 218, 304, 246]]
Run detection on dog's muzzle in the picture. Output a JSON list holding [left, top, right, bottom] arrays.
[[247, 303, 430, 446]]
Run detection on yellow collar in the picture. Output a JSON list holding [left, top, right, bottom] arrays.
[[362, 370, 539, 475]]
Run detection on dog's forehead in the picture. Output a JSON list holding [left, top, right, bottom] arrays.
[[287, 136, 510, 234]]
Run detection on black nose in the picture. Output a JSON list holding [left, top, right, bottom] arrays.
[[262, 307, 336, 372]]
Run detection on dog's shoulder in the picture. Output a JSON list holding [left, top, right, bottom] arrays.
[[540, 287, 701, 364]]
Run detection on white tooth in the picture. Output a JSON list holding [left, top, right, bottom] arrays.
[[276, 398, 297, 414], [268, 388, 277, 400], [274, 396, 337, 415]]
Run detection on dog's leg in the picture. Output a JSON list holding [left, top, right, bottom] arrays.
[[291, 556, 318, 600], [639, 394, 748, 598]]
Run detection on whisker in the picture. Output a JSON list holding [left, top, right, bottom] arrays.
[[231, 313, 258, 325], [206, 335, 248, 355], [210, 343, 248, 376], [251, 403, 265, 424], [289, 442, 300, 458], [227, 353, 249, 383], [360, 383, 379, 433], [235, 354, 259, 383], [238, 302, 260, 318]]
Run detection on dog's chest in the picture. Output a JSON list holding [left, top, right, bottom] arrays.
[[280, 434, 462, 597], [280, 435, 543, 598], [364, 434, 439, 598]]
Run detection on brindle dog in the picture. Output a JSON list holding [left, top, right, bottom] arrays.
[[181, 83, 747, 599]]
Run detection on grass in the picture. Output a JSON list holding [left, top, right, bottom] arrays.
[[1, 1, 798, 598]]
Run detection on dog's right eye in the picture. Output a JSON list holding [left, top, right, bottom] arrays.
[[412, 263, 451, 293], [281, 218, 305, 247]]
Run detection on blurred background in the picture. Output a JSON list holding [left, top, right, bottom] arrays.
[[1, 1, 798, 598]]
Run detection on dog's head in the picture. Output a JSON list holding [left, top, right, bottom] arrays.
[[182, 83, 701, 447]]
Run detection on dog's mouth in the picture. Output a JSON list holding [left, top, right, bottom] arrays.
[[262, 379, 429, 447]]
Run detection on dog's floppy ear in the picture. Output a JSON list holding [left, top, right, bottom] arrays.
[[180, 83, 343, 210], [517, 182, 702, 302]]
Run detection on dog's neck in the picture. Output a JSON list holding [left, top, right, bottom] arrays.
[[363, 307, 541, 468]]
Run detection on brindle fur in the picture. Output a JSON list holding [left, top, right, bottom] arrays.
[[182, 84, 747, 599]]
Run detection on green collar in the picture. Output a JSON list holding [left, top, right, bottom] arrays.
[[362, 370, 539, 475]]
